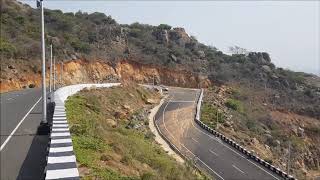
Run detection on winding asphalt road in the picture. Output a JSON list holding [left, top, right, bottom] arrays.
[[1, 86, 285, 180], [155, 87, 284, 180], [0, 88, 49, 180]]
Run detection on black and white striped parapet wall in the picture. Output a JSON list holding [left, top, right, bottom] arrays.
[[45, 83, 120, 180], [194, 89, 296, 180]]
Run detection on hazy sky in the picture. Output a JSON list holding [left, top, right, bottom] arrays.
[[21, 0, 320, 75]]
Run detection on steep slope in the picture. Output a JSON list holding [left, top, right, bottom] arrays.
[[0, 59, 210, 92], [1, 0, 319, 179]]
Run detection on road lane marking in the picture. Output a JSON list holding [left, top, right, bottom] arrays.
[[160, 100, 224, 180], [192, 138, 199, 143], [0, 97, 42, 151], [170, 100, 195, 103], [209, 149, 219, 156], [233, 164, 245, 174], [190, 105, 280, 179], [167, 90, 279, 180]]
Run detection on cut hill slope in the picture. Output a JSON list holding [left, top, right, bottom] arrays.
[[1, 0, 319, 120]]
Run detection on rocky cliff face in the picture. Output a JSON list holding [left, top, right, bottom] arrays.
[[0, 59, 211, 93]]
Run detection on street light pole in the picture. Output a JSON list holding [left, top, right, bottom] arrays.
[[49, 44, 52, 92], [287, 141, 291, 174], [40, 0, 47, 123], [53, 56, 56, 91], [60, 62, 63, 85]]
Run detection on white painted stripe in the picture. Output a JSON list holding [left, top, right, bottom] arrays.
[[55, 104, 65, 109], [54, 110, 65, 112], [233, 165, 245, 174], [52, 128, 69, 132], [162, 101, 224, 180], [45, 168, 79, 180], [170, 100, 195, 103], [191, 109, 280, 179], [52, 124, 68, 128], [191, 138, 199, 143], [209, 149, 219, 156], [51, 132, 70, 137], [53, 117, 67, 120], [48, 155, 76, 164], [53, 121, 67, 124], [49, 146, 73, 153], [0, 97, 42, 151], [51, 138, 72, 144]]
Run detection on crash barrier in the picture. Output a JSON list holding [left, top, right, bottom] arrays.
[[194, 89, 295, 180], [45, 83, 120, 179]]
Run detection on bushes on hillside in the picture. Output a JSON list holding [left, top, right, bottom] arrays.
[[0, 38, 16, 58], [225, 98, 243, 113]]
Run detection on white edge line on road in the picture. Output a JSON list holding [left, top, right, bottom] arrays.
[[191, 137, 199, 143], [161, 100, 225, 180], [209, 149, 218, 156], [0, 97, 42, 151], [191, 108, 280, 180], [233, 164, 245, 174]]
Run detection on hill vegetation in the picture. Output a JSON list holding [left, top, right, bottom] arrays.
[[65, 85, 205, 179], [1, 0, 319, 119], [1, 0, 319, 178]]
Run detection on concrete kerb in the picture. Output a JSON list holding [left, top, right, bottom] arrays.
[[44, 83, 120, 180], [152, 115, 211, 179], [194, 89, 296, 180]]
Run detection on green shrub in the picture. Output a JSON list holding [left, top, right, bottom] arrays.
[[70, 39, 91, 53], [157, 24, 172, 30], [225, 98, 243, 112], [0, 38, 16, 57], [201, 102, 225, 129]]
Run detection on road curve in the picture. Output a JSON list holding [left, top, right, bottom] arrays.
[[154, 87, 283, 180]]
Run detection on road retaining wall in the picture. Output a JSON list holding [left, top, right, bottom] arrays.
[[45, 83, 120, 180]]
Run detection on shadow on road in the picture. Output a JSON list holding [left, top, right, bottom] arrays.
[[16, 102, 54, 180]]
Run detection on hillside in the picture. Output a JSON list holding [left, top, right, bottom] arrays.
[[1, 0, 319, 179], [65, 85, 206, 179]]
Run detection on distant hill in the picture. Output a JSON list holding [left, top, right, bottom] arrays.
[[1, 0, 319, 118]]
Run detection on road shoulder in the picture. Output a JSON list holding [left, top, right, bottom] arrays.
[[148, 96, 184, 163]]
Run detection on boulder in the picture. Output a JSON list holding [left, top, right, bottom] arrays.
[[146, 98, 157, 104], [262, 65, 272, 73], [264, 144, 271, 151], [197, 50, 205, 58], [170, 54, 178, 62], [7, 65, 15, 69], [105, 119, 117, 128], [71, 54, 77, 60], [297, 127, 305, 137], [250, 137, 260, 145]]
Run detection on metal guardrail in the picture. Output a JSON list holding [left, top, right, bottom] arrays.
[[194, 89, 296, 180]]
